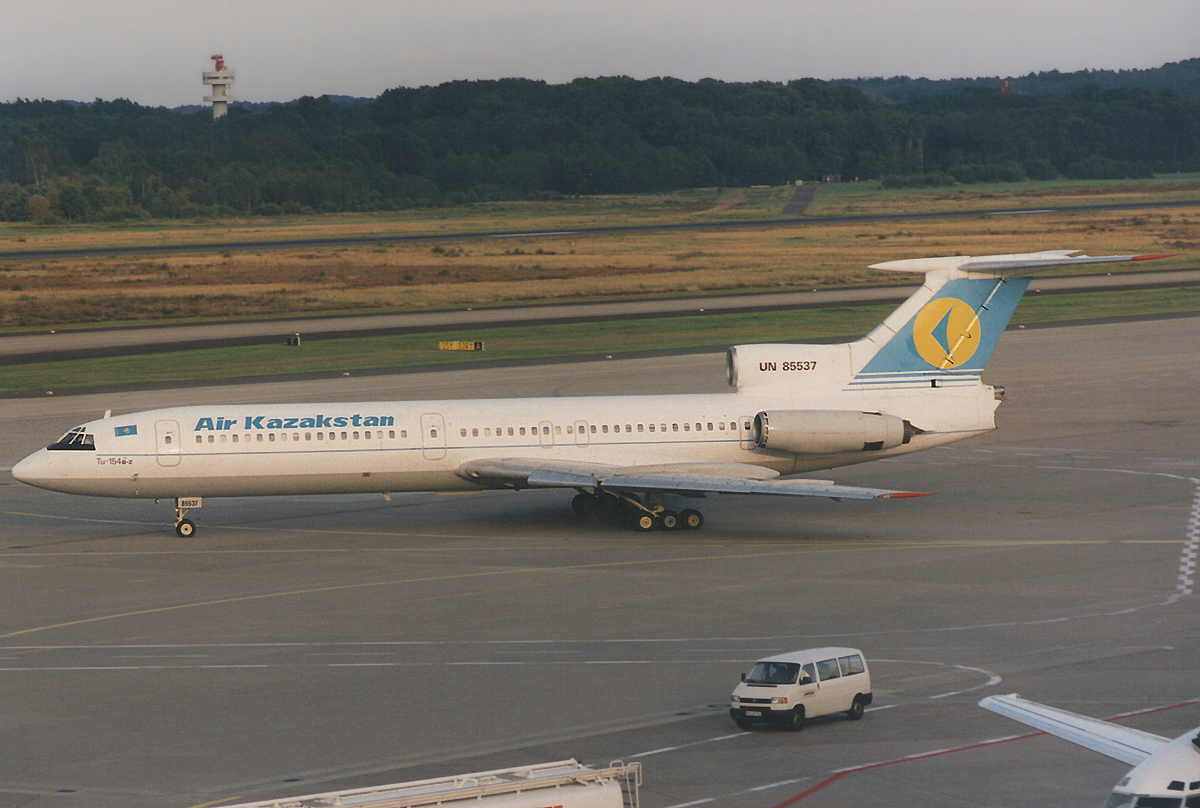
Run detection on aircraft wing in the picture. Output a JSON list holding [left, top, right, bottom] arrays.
[[979, 694, 1172, 766], [457, 458, 928, 500]]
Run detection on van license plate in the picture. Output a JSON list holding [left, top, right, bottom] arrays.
[[745, 710, 762, 716]]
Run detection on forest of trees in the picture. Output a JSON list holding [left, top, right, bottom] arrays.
[[2, 59, 1199, 223]]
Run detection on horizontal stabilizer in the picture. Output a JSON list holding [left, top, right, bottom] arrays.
[[979, 694, 1170, 765], [871, 251, 1175, 277]]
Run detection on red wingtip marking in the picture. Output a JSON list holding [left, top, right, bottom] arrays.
[[879, 491, 932, 499], [1131, 253, 1179, 261]]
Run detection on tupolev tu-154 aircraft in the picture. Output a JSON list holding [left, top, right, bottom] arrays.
[[980, 694, 1200, 807], [12, 250, 1169, 537]]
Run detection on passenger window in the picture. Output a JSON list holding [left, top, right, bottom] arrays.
[[232, 434, 239, 443], [484, 428, 491, 436], [269, 433, 276, 442], [602, 425, 608, 433], [648, 424, 655, 432], [460, 429, 467, 437], [519, 427, 526, 436], [800, 663, 816, 684], [839, 654, 865, 676], [637, 424, 643, 432], [707, 423, 713, 431], [816, 658, 841, 681], [672, 423, 679, 432], [305, 433, 312, 441], [566, 425, 573, 434], [543, 426, 549, 435], [590, 425, 597, 433], [508, 427, 514, 436], [317, 432, 324, 441], [195, 435, 202, 444], [472, 428, 478, 437], [683, 423, 690, 431]]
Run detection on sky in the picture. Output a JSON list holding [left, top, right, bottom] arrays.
[[5, 0, 1198, 108]]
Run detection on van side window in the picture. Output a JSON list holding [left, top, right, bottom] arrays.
[[800, 663, 816, 684], [816, 658, 841, 681], [839, 654, 865, 676]]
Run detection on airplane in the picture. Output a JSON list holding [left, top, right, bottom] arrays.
[[11, 250, 1170, 537], [980, 693, 1200, 807]]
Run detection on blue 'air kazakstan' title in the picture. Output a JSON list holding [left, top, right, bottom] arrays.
[[194, 415, 396, 431]]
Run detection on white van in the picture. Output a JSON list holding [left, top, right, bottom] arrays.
[[729, 647, 872, 731]]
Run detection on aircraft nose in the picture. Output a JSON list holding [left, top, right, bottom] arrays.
[[11, 449, 50, 487]]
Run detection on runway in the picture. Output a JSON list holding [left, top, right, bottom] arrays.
[[0, 316, 1197, 808]]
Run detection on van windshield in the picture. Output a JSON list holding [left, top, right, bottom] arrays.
[[745, 661, 800, 685]]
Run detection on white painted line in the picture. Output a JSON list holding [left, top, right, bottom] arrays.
[[629, 732, 745, 759]]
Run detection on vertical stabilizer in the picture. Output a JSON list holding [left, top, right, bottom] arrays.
[[847, 251, 1171, 391]]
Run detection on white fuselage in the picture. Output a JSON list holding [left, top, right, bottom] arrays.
[[14, 382, 998, 500]]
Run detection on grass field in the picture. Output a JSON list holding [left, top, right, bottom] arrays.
[[0, 177, 1196, 393], [6, 285, 1200, 395]]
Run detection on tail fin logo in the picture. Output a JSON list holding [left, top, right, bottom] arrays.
[[913, 298, 981, 369]]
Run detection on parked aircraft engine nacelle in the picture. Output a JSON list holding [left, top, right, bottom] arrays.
[[753, 410, 916, 455]]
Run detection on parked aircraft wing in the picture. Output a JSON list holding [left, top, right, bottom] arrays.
[[457, 458, 928, 500], [979, 694, 1171, 766]]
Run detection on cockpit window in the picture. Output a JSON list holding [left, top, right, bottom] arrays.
[[1105, 794, 1184, 808], [47, 426, 95, 451]]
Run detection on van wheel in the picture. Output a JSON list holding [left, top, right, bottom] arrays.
[[847, 696, 865, 721], [785, 706, 805, 732]]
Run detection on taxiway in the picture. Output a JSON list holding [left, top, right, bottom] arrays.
[[0, 316, 1197, 808]]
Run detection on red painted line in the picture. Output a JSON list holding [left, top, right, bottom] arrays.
[[768, 731, 1040, 808], [1132, 253, 1180, 261], [769, 698, 1200, 807]]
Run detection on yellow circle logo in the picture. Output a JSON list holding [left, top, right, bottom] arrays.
[[913, 298, 981, 369]]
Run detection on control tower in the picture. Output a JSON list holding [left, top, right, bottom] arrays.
[[202, 54, 235, 119]]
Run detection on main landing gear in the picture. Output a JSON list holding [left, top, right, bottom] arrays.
[[570, 491, 704, 531]]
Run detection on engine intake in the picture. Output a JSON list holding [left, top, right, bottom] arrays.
[[753, 410, 918, 455]]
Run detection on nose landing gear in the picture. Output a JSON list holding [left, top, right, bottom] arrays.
[[172, 497, 201, 537]]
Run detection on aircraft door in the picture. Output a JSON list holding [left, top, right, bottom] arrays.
[[739, 415, 755, 450], [420, 413, 446, 460], [539, 421, 553, 449], [155, 419, 181, 466], [574, 420, 589, 447]]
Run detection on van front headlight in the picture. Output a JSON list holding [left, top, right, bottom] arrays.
[[770, 696, 788, 704], [730, 695, 741, 703]]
